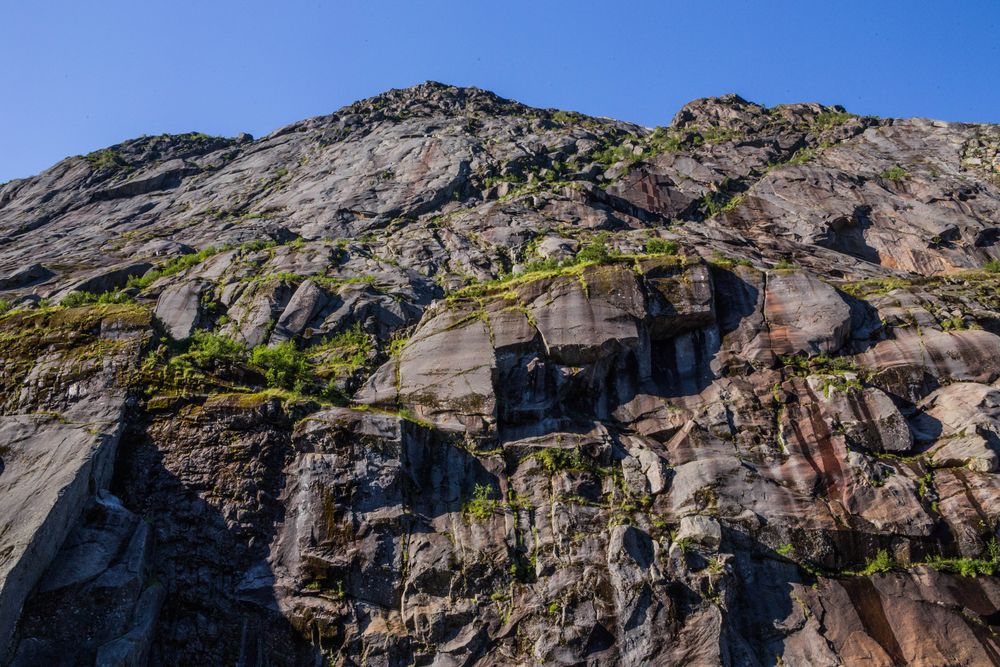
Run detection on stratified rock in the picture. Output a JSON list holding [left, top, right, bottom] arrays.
[[5, 83, 1000, 666]]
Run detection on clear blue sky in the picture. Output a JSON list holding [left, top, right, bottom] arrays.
[[2, 0, 998, 183]]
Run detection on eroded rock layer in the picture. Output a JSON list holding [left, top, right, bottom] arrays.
[[3, 83, 1000, 665]]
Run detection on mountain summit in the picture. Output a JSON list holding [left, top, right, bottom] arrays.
[[3, 84, 1000, 665]]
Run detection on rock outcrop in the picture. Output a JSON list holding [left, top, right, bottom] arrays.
[[3, 82, 1000, 665]]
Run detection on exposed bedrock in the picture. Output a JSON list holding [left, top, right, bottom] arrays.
[[3, 83, 1000, 664]]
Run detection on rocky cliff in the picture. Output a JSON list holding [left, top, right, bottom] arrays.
[[3, 82, 1000, 665]]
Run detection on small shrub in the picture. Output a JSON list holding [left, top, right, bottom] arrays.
[[463, 483, 498, 523], [575, 241, 612, 264], [550, 110, 579, 125], [388, 337, 409, 358], [313, 323, 372, 373], [709, 251, 753, 269], [647, 126, 686, 154], [859, 549, 893, 575], [86, 149, 130, 171], [518, 257, 562, 274], [187, 330, 246, 367], [61, 290, 135, 307], [128, 246, 227, 290], [644, 238, 679, 255], [940, 314, 966, 331], [535, 447, 588, 474], [60, 291, 95, 308], [0, 299, 10, 316], [240, 239, 278, 253], [983, 260, 1000, 273], [773, 259, 797, 270], [788, 147, 816, 165], [879, 165, 909, 182], [251, 341, 312, 391], [777, 543, 795, 557], [813, 111, 855, 129]]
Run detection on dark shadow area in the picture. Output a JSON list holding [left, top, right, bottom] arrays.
[[721, 527, 803, 666], [107, 399, 318, 666], [816, 205, 882, 265]]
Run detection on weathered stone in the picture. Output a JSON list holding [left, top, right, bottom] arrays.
[[4, 83, 1000, 665], [154, 279, 206, 340]]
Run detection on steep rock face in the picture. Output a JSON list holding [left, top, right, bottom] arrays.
[[0, 306, 150, 657], [4, 83, 1000, 665]]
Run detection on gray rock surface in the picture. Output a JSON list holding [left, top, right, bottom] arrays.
[[5, 83, 1000, 665]]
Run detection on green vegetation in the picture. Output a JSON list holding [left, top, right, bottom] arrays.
[[463, 483, 499, 523], [388, 336, 409, 358], [588, 125, 731, 175], [703, 186, 745, 218], [449, 238, 644, 301], [251, 341, 312, 391], [85, 149, 131, 172], [575, 240, 614, 264], [0, 299, 10, 317], [60, 290, 135, 308], [879, 165, 909, 182], [311, 323, 373, 377], [709, 251, 753, 270], [778, 353, 862, 377], [550, 110, 582, 125], [777, 543, 795, 557], [940, 314, 969, 331], [591, 139, 643, 169], [534, 447, 590, 474], [793, 539, 1000, 580], [778, 352, 866, 394], [858, 549, 894, 576], [854, 540, 1000, 578], [773, 259, 797, 270], [788, 147, 817, 165], [812, 111, 855, 130], [644, 238, 679, 255], [186, 330, 245, 368], [127, 246, 227, 290], [838, 276, 913, 299], [984, 260, 1000, 273]]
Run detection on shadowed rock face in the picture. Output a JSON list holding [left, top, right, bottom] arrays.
[[4, 82, 1000, 665]]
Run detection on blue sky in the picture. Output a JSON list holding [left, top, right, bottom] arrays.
[[2, 0, 998, 182]]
